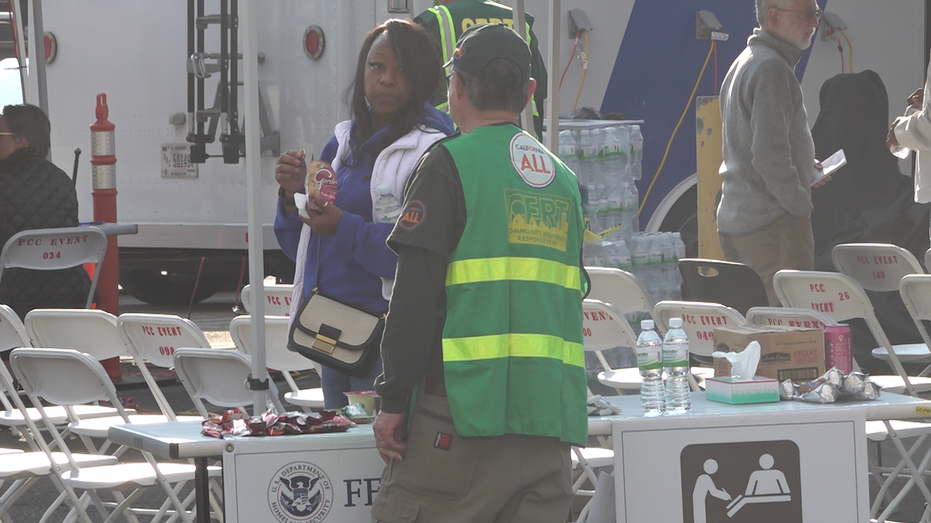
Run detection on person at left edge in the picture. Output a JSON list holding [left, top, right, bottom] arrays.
[[0, 104, 91, 324], [274, 19, 454, 409]]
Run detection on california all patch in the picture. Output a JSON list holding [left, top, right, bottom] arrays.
[[510, 133, 555, 188], [398, 200, 426, 230], [267, 461, 333, 523]]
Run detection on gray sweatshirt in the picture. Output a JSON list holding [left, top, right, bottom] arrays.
[[716, 28, 814, 236]]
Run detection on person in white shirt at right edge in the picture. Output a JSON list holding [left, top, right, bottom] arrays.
[[887, 73, 931, 240]]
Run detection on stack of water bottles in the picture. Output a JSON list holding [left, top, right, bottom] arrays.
[[554, 123, 643, 241], [582, 231, 685, 305], [637, 317, 691, 416]]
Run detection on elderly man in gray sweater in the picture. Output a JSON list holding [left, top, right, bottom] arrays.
[[716, 0, 826, 305]]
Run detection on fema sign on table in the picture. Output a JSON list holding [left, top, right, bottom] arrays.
[[161, 144, 198, 178]]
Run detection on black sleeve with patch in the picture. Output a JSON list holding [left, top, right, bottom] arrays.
[[387, 145, 464, 258]]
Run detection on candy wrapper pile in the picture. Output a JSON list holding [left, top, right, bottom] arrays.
[[779, 367, 881, 404], [201, 408, 354, 438]]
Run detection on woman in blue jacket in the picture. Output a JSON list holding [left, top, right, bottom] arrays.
[[274, 19, 454, 408]]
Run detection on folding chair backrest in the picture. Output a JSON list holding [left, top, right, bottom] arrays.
[[585, 267, 654, 318], [10, 348, 127, 414], [229, 315, 318, 373], [582, 299, 638, 356], [925, 248, 931, 273], [0, 226, 107, 308], [0, 304, 30, 353], [745, 306, 838, 331], [652, 300, 747, 357], [772, 270, 915, 393], [173, 347, 284, 417], [117, 313, 211, 367], [24, 308, 125, 360], [240, 283, 295, 316], [832, 243, 924, 292], [899, 274, 931, 353], [677, 258, 769, 315]]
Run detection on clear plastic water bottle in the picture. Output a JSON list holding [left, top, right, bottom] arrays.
[[582, 183, 597, 232], [647, 234, 664, 303], [625, 182, 640, 234], [659, 232, 676, 300], [608, 125, 631, 186], [558, 130, 581, 177], [630, 234, 649, 289], [637, 319, 665, 416], [374, 184, 402, 224], [663, 317, 691, 414], [629, 124, 643, 181], [614, 240, 632, 271], [618, 182, 634, 241], [604, 197, 623, 238], [578, 129, 598, 189]]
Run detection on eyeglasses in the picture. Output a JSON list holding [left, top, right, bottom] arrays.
[[774, 7, 823, 22], [0, 132, 18, 137]]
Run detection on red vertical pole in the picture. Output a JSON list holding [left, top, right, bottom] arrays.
[[90, 93, 121, 381]]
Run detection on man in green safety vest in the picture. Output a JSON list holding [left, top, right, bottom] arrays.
[[415, 0, 548, 139], [372, 23, 587, 523]]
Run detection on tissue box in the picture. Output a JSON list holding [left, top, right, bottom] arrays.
[[713, 326, 824, 382], [705, 376, 780, 404]]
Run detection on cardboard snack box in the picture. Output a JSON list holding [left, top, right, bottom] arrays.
[[713, 325, 824, 382]]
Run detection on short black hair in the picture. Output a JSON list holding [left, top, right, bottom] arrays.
[[2, 104, 51, 157]]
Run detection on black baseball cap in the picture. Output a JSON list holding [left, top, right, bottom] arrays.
[[443, 23, 531, 84]]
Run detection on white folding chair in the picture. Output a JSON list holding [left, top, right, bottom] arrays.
[[24, 309, 190, 455], [3, 310, 126, 436], [898, 274, 931, 376], [117, 313, 213, 420], [0, 304, 30, 354], [10, 348, 216, 523], [239, 283, 294, 316], [229, 315, 323, 411], [832, 243, 931, 373], [573, 299, 622, 521], [173, 347, 284, 418], [0, 359, 117, 523], [924, 247, 931, 273], [0, 226, 107, 309], [585, 267, 654, 320], [584, 268, 657, 391], [832, 242, 925, 292], [773, 270, 931, 396], [746, 306, 839, 331], [651, 300, 743, 388]]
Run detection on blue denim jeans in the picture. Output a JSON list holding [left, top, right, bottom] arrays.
[[320, 357, 383, 409]]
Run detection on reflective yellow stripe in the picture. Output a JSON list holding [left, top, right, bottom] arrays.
[[433, 6, 456, 75], [444, 333, 585, 367], [446, 257, 581, 290]]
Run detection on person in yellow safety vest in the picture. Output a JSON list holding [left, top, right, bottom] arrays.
[[372, 23, 587, 523], [415, 0, 548, 139]]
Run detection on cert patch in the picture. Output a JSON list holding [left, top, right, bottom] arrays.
[[434, 432, 453, 451], [398, 200, 426, 230], [509, 132, 555, 188]]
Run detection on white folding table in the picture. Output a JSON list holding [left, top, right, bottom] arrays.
[[109, 420, 382, 523], [588, 392, 931, 523], [110, 392, 931, 523]]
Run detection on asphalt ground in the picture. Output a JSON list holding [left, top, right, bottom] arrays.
[[1, 289, 930, 522]]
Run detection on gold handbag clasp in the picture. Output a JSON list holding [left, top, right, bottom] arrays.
[[312, 333, 337, 353]]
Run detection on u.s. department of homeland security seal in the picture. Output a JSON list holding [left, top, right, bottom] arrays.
[[268, 461, 333, 523]]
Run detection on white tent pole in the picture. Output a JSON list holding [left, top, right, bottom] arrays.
[[545, 0, 560, 153], [514, 0, 535, 135], [241, 0, 269, 415]]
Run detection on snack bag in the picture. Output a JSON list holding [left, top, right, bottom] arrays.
[[305, 153, 337, 204]]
